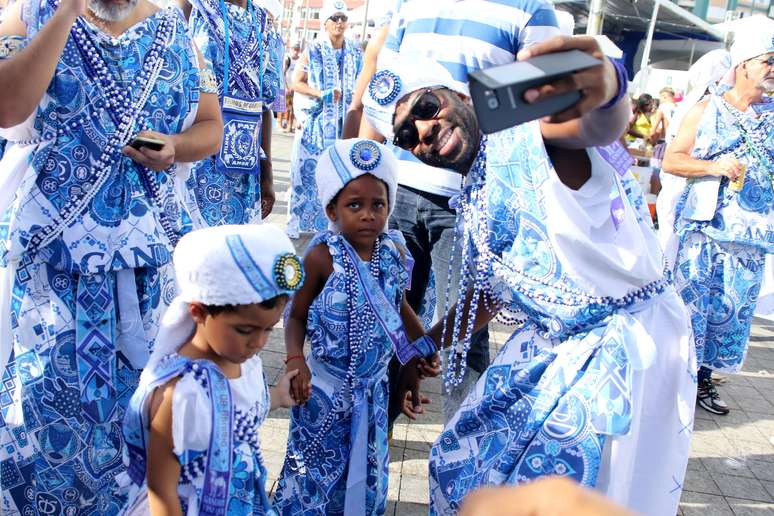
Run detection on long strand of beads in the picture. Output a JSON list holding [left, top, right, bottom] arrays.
[[27, 12, 176, 255], [301, 236, 381, 461]]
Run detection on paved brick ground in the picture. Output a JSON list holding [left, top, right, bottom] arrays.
[[261, 131, 774, 515]]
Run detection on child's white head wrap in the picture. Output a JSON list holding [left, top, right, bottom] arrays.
[[147, 224, 303, 367], [315, 138, 399, 228]]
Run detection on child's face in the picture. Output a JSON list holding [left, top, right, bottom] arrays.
[[192, 302, 286, 364], [326, 174, 389, 250]]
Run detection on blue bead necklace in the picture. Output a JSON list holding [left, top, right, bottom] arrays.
[[301, 235, 382, 461], [26, 7, 177, 255]]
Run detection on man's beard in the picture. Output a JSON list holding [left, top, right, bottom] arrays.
[[88, 0, 137, 22], [415, 105, 480, 174], [759, 78, 774, 93]]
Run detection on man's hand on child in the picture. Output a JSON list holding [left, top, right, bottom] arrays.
[[401, 391, 432, 420], [395, 357, 426, 420], [287, 359, 312, 404], [418, 353, 441, 379]]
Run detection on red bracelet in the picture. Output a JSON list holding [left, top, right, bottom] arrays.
[[284, 354, 305, 365]]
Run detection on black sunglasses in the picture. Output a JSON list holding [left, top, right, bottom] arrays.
[[758, 55, 774, 66], [329, 14, 348, 22], [392, 89, 443, 149]]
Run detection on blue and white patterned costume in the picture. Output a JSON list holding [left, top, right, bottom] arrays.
[[273, 230, 410, 515], [0, 2, 202, 512], [122, 354, 273, 515], [428, 123, 696, 516], [286, 40, 363, 237], [185, 0, 280, 227], [673, 93, 774, 372]]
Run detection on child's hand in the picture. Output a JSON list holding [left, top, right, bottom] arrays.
[[287, 358, 312, 404], [418, 353, 441, 378], [272, 369, 301, 409]]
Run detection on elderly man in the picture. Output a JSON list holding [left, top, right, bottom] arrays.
[[0, 0, 222, 511], [286, 0, 363, 238], [663, 22, 774, 416], [364, 49, 695, 516]]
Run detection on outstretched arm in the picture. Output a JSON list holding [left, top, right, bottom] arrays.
[[516, 36, 630, 149], [0, 0, 85, 127]]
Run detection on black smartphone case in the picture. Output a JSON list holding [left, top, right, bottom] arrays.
[[468, 50, 603, 134]]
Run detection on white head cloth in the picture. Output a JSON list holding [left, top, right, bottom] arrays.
[[320, 0, 348, 22], [363, 53, 468, 139], [316, 138, 399, 228], [722, 17, 774, 85], [666, 49, 732, 144], [147, 224, 303, 368]]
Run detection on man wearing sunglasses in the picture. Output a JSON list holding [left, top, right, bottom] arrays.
[[663, 20, 774, 417], [364, 51, 696, 516], [286, 0, 363, 238], [356, 0, 640, 428]]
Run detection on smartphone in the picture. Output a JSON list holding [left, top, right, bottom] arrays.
[[468, 50, 603, 134], [129, 135, 165, 151]]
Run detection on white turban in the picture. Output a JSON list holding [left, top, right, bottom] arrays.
[[666, 49, 732, 144], [722, 16, 774, 85], [316, 138, 398, 227], [147, 224, 304, 368], [362, 53, 468, 139], [320, 0, 348, 23]]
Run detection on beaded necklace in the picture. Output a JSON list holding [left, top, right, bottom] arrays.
[[720, 95, 774, 191], [442, 135, 671, 390], [26, 6, 178, 256], [301, 235, 382, 462], [195, 0, 266, 100]]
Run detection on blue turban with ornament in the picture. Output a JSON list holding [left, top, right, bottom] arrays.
[[316, 138, 399, 226]]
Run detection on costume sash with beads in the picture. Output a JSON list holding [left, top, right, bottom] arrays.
[[24, 5, 176, 258], [124, 356, 235, 515], [340, 238, 431, 364]]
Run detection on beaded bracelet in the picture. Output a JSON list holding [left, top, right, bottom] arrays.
[[284, 355, 305, 365], [600, 58, 629, 110]]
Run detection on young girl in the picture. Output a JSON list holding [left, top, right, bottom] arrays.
[[273, 139, 437, 515], [120, 224, 308, 515]]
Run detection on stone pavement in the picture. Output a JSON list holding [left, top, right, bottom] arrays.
[[260, 131, 774, 515]]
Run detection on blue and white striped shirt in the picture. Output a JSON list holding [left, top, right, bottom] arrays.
[[379, 0, 560, 196]]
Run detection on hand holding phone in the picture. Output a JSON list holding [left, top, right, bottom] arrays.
[[469, 49, 602, 133], [516, 35, 618, 123], [128, 135, 165, 151], [122, 132, 176, 172]]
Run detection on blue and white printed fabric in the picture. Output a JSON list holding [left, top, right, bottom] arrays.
[[273, 230, 409, 515], [185, 0, 279, 227], [674, 232, 765, 372], [428, 123, 696, 516], [286, 40, 362, 237], [672, 93, 773, 372], [674, 94, 774, 252], [121, 354, 274, 515], [0, 3, 201, 513]]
